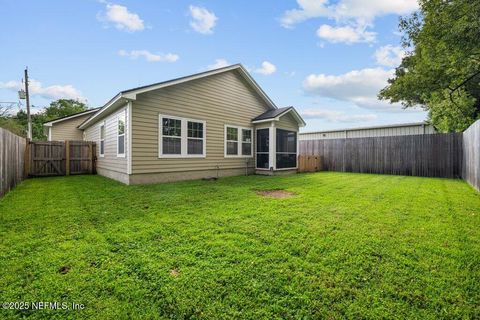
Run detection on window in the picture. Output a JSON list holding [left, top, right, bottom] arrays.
[[117, 112, 125, 157], [276, 129, 297, 169], [224, 126, 252, 157], [162, 118, 181, 155], [99, 123, 105, 157], [226, 127, 238, 155], [256, 128, 269, 169], [187, 121, 204, 155], [242, 129, 252, 156], [159, 115, 206, 157]]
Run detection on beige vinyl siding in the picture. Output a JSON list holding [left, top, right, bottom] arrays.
[[49, 114, 92, 141], [131, 70, 270, 174], [84, 107, 128, 173], [276, 113, 299, 131]]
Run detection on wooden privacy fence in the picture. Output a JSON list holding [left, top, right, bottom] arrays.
[[298, 155, 321, 173], [26, 140, 96, 176], [299, 133, 463, 178], [0, 128, 26, 197]]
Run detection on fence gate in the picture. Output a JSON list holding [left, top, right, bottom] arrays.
[[26, 140, 96, 177]]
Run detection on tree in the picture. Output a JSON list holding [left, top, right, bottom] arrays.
[[43, 99, 88, 120], [0, 99, 89, 140], [379, 0, 480, 132]]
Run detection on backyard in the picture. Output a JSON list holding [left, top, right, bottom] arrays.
[[1, 172, 479, 319]]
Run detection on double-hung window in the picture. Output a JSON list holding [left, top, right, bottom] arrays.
[[99, 123, 105, 157], [117, 111, 125, 157], [159, 115, 206, 157], [224, 125, 253, 157]]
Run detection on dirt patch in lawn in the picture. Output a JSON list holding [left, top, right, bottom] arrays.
[[255, 189, 295, 199], [58, 265, 71, 274], [170, 268, 180, 277]]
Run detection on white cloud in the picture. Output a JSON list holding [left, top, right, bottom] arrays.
[[317, 24, 376, 44], [374, 45, 405, 67], [118, 50, 179, 62], [0, 79, 85, 101], [301, 109, 377, 122], [303, 67, 410, 111], [189, 6, 217, 34], [281, 0, 418, 44], [281, 0, 418, 27], [254, 61, 277, 75], [99, 3, 144, 32], [281, 0, 330, 28], [207, 59, 230, 70]]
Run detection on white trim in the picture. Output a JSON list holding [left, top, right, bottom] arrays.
[[78, 64, 277, 130], [255, 127, 270, 170], [43, 108, 99, 126], [47, 127, 52, 141], [269, 123, 275, 169], [99, 122, 105, 158], [158, 114, 206, 158], [117, 110, 126, 158], [127, 101, 132, 174], [224, 125, 253, 158]]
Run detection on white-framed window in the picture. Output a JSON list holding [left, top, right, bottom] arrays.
[[159, 114, 206, 158], [117, 111, 125, 157], [224, 125, 253, 157], [99, 122, 105, 157]]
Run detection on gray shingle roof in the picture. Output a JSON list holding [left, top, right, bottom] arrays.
[[252, 107, 293, 121]]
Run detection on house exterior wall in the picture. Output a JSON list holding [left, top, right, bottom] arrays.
[[84, 106, 128, 175], [129, 70, 271, 177], [276, 113, 299, 131], [299, 123, 436, 140], [48, 114, 92, 141]]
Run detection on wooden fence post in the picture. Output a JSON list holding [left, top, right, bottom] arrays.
[[24, 138, 30, 177], [88, 143, 93, 174], [65, 141, 70, 176]]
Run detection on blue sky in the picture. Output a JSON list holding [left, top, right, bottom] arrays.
[[0, 0, 427, 132]]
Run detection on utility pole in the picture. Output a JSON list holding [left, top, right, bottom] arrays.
[[24, 67, 32, 140]]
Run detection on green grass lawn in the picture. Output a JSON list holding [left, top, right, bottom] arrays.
[[1, 173, 479, 319]]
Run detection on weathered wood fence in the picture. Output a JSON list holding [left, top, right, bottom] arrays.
[[299, 133, 463, 178], [0, 128, 26, 197], [298, 155, 321, 173], [463, 120, 480, 191], [26, 140, 96, 176]]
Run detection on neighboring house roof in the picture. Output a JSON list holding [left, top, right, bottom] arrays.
[[300, 122, 434, 135], [252, 106, 306, 127], [78, 64, 278, 129], [43, 108, 101, 127]]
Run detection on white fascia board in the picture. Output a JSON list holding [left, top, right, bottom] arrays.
[[78, 94, 124, 129]]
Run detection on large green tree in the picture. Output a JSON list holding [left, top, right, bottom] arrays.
[[0, 99, 88, 140], [379, 0, 480, 132]]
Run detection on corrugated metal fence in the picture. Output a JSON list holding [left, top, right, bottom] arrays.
[[0, 128, 26, 197], [463, 120, 480, 191], [300, 133, 463, 178]]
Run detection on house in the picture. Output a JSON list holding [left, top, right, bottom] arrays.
[[44, 64, 306, 185], [44, 108, 99, 141], [299, 122, 436, 141]]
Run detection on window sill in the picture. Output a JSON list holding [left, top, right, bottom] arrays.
[[158, 155, 206, 159], [224, 155, 254, 158]]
